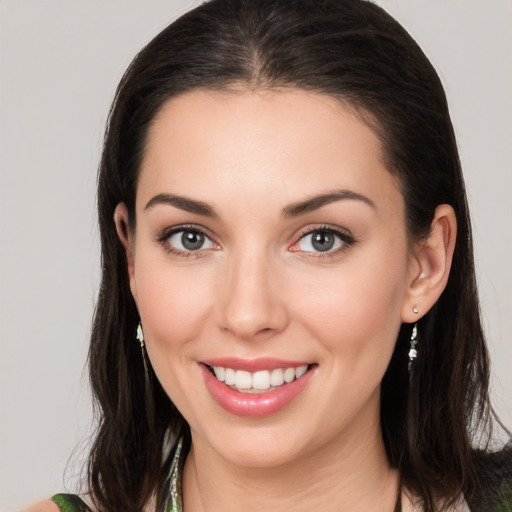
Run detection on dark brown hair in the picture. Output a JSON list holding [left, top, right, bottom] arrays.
[[89, 1, 497, 510]]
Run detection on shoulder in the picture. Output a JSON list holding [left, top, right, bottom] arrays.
[[21, 494, 93, 512], [20, 500, 59, 512]]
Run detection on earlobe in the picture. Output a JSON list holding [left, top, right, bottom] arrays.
[[401, 204, 457, 323], [113, 203, 138, 301]]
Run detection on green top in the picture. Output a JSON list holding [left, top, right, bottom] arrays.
[[50, 494, 92, 512]]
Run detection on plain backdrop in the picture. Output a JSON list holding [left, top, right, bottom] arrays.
[[0, 0, 511, 509]]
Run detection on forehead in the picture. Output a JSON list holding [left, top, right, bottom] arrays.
[[137, 88, 402, 218]]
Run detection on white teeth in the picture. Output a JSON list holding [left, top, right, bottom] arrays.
[[224, 368, 236, 385], [252, 370, 271, 390], [295, 365, 308, 379], [234, 370, 252, 390], [210, 364, 310, 392], [270, 368, 285, 386], [213, 366, 225, 382], [283, 367, 295, 383]]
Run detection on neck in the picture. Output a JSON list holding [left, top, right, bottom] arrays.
[[182, 400, 400, 512]]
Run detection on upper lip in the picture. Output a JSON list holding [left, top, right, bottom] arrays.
[[201, 357, 312, 372]]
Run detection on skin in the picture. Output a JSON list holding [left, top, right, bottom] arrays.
[[24, 89, 456, 512], [118, 89, 456, 511]]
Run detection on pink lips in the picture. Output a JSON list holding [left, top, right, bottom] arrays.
[[200, 358, 316, 418]]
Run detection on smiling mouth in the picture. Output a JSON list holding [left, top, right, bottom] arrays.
[[205, 364, 313, 394]]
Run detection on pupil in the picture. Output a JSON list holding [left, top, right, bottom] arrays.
[[182, 231, 204, 250], [312, 231, 334, 252]]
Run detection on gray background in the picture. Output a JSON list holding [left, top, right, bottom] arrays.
[[1, 0, 510, 509]]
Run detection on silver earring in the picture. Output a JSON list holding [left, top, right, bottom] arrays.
[[136, 321, 149, 375], [136, 321, 144, 347], [408, 323, 418, 372]]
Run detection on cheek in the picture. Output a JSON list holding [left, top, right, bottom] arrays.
[[133, 257, 217, 413], [292, 247, 408, 367], [133, 254, 214, 358]]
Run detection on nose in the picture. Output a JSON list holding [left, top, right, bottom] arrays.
[[217, 248, 289, 340]]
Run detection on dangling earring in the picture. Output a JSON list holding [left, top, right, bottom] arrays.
[[136, 320, 149, 375], [136, 322, 144, 347], [408, 323, 418, 372]]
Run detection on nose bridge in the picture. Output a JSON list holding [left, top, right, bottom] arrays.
[[218, 242, 287, 339]]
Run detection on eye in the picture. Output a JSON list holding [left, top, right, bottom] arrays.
[[159, 226, 218, 255], [292, 226, 355, 255], [170, 230, 208, 251]]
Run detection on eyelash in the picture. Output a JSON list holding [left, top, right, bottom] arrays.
[[156, 224, 356, 259], [291, 225, 356, 257], [156, 224, 218, 258]]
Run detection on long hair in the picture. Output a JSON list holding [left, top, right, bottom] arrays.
[[89, 1, 495, 510]]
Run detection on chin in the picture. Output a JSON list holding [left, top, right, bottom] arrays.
[[219, 439, 306, 469], [192, 418, 319, 469]]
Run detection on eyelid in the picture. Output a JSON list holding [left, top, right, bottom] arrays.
[[289, 224, 356, 256], [156, 223, 220, 257], [156, 223, 215, 241]]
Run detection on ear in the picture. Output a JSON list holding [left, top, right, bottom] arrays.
[[401, 204, 457, 323], [113, 203, 138, 302]]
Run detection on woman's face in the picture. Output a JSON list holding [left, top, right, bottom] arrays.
[[126, 89, 415, 467]]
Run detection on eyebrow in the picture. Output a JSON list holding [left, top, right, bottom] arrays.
[[144, 188, 375, 219], [282, 189, 376, 218], [145, 193, 219, 218]]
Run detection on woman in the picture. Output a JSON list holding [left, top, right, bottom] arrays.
[[24, 0, 511, 510]]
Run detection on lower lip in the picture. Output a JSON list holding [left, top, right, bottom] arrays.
[[201, 364, 316, 418]]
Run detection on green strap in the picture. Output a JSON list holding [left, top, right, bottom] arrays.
[[165, 437, 183, 512], [51, 494, 92, 512]]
